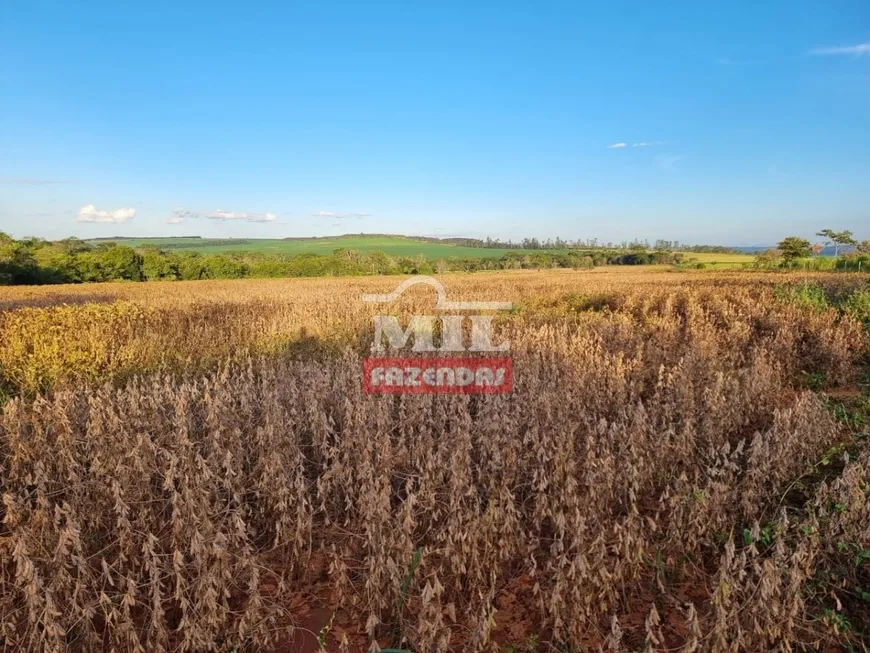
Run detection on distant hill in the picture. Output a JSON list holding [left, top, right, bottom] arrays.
[[91, 233, 858, 260], [87, 234, 534, 259], [85, 234, 782, 262]]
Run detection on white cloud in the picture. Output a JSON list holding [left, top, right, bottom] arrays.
[[313, 210, 370, 219], [810, 43, 870, 56], [170, 208, 276, 223], [168, 209, 196, 224], [609, 141, 667, 149], [77, 204, 136, 223], [209, 210, 276, 222]]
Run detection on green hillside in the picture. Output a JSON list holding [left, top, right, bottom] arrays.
[[88, 235, 533, 258]]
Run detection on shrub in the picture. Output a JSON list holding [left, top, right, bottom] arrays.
[[774, 281, 830, 312], [843, 288, 870, 326]]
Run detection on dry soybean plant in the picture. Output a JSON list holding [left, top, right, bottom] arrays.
[[1, 270, 869, 652]]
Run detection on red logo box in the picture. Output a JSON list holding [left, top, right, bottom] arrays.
[[363, 357, 513, 394]]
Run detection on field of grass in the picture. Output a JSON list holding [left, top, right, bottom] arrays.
[[87, 236, 763, 273], [1, 269, 869, 651], [677, 251, 757, 267], [90, 234, 537, 258], [93, 235, 762, 265]]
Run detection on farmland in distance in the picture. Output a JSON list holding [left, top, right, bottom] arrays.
[[87, 234, 539, 258]]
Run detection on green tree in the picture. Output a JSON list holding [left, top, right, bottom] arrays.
[[286, 253, 327, 277], [71, 252, 107, 282], [0, 232, 39, 284], [55, 237, 92, 255], [328, 248, 369, 276], [200, 255, 246, 279], [33, 245, 81, 283], [778, 237, 812, 261], [98, 245, 143, 281], [141, 248, 179, 280], [816, 229, 858, 257], [176, 253, 208, 280], [835, 230, 858, 255], [366, 250, 398, 275]]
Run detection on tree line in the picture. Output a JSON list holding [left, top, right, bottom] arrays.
[[0, 233, 685, 285], [434, 236, 742, 253], [769, 230, 869, 262]]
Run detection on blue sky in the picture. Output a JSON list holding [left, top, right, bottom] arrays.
[[1, 1, 868, 245]]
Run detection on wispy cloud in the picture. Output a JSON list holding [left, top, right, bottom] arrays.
[[169, 208, 277, 223], [77, 204, 136, 223], [208, 210, 276, 222], [607, 141, 668, 150], [810, 43, 870, 56], [168, 209, 198, 224], [609, 141, 667, 149], [633, 141, 666, 148], [313, 210, 370, 219]]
